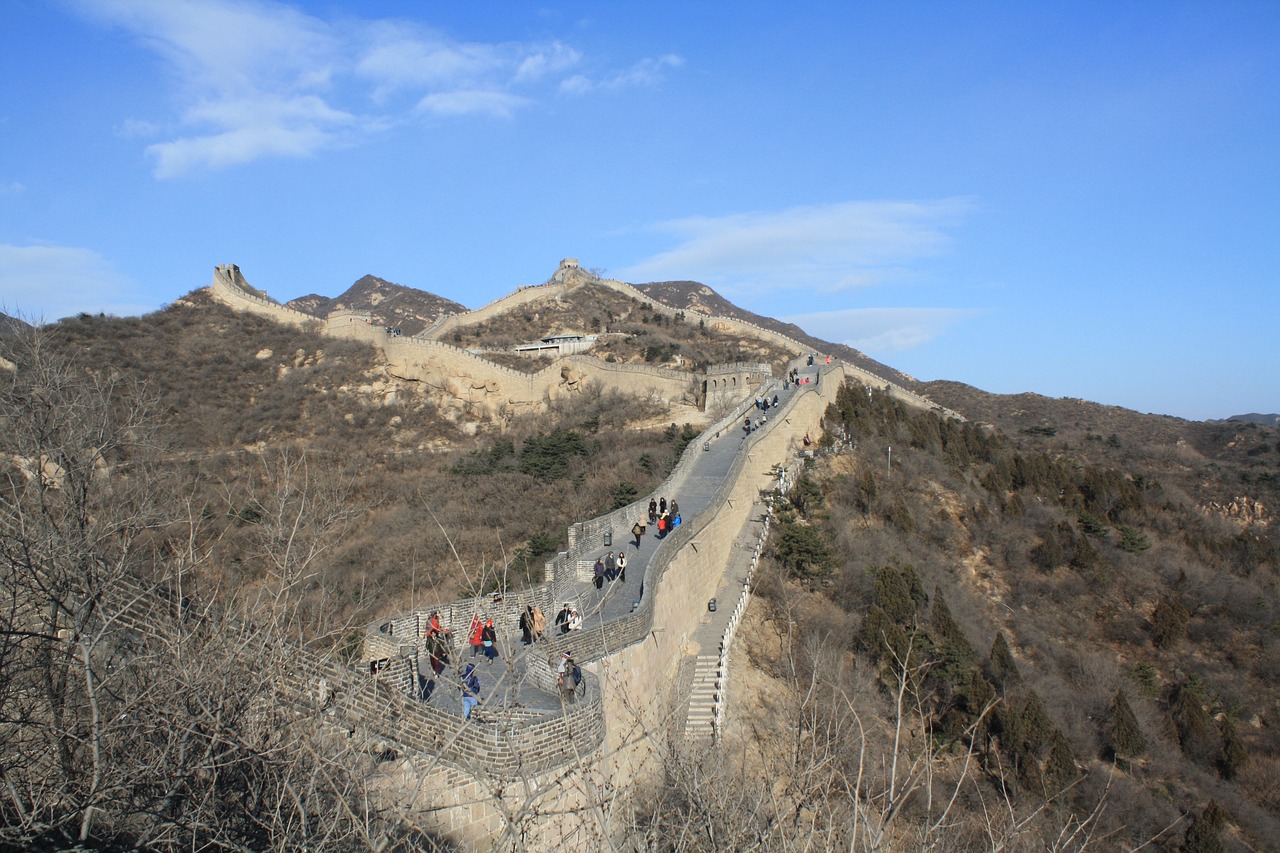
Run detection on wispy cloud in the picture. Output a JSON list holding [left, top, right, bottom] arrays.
[[0, 181, 24, 195], [416, 91, 529, 119], [0, 244, 153, 321], [560, 54, 683, 94], [72, 0, 677, 177], [616, 199, 974, 297], [784, 307, 985, 354]]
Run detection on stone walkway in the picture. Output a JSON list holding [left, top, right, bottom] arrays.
[[414, 365, 818, 719]]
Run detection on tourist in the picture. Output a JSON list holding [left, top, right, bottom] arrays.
[[555, 602, 573, 634], [468, 614, 484, 657], [593, 557, 605, 590], [519, 606, 535, 645], [557, 652, 577, 704], [632, 519, 645, 548], [567, 608, 583, 631], [460, 663, 481, 719], [481, 619, 498, 664], [425, 627, 449, 677], [616, 551, 627, 582], [605, 551, 617, 581], [531, 605, 547, 641]]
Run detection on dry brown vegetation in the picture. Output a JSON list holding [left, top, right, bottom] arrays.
[[684, 379, 1279, 850], [451, 281, 796, 373], [40, 300, 699, 629], [10, 284, 1277, 850]]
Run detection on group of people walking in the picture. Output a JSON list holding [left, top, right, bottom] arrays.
[[554, 601, 583, 633], [592, 550, 627, 589], [415, 486, 695, 718], [631, 494, 681, 545]]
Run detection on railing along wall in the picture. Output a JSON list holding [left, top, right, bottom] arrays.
[[100, 572, 606, 780], [711, 462, 793, 738]]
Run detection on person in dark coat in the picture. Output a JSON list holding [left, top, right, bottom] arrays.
[[555, 602, 572, 634], [648, 498, 658, 522], [481, 619, 498, 664], [519, 606, 534, 645], [425, 628, 449, 676], [461, 664, 481, 719], [593, 557, 605, 590]]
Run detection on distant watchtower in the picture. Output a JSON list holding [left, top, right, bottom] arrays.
[[551, 258, 582, 284]]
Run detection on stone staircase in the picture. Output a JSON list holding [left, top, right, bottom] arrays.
[[684, 654, 721, 742]]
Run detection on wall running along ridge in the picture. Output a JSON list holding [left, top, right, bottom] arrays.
[[202, 261, 960, 846], [207, 265, 772, 417]]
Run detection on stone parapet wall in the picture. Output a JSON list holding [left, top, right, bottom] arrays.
[[422, 281, 571, 341], [209, 265, 318, 328], [103, 573, 604, 782]]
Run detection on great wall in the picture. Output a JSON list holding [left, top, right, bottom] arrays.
[[161, 262, 962, 847]]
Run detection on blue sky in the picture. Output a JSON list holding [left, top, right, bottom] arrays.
[[2, 1, 1277, 420]]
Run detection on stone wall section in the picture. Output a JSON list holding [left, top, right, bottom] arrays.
[[207, 266, 734, 417], [422, 281, 572, 342]]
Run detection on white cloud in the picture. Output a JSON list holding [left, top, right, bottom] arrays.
[[356, 27, 507, 97], [784, 307, 984, 354], [0, 182, 24, 195], [71, 0, 653, 177], [117, 118, 160, 138], [0, 244, 153, 321], [515, 42, 582, 81], [616, 199, 974, 297], [416, 90, 528, 118], [560, 53, 682, 94]]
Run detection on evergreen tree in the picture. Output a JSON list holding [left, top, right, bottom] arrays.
[[1182, 800, 1229, 853], [1151, 596, 1190, 649], [929, 590, 975, 668], [871, 563, 927, 623], [987, 631, 1021, 692], [1044, 728, 1078, 795], [1171, 681, 1214, 764], [1108, 689, 1148, 761], [1219, 717, 1248, 781]]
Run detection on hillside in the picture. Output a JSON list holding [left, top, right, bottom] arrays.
[[34, 294, 704, 621], [287, 274, 467, 336], [689, 379, 1279, 850], [447, 279, 798, 374], [634, 279, 919, 386], [4, 265, 1277, 850], [0, 311, 31, 335]]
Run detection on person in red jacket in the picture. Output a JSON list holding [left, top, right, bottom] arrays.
[[468, 614, 484, 657]]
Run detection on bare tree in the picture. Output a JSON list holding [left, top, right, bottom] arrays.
[[0, 328, 431, 851]]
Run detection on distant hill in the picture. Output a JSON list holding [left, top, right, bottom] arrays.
[[1220, 413, 1280, 428], [0, 312, 32, 335], [632, 280, 918, 387], [286, 274, 466, 337]]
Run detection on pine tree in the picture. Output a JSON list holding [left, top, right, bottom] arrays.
[[1171, 681, 1214, 764], [1151, 596, 1190, 648], [1108, 689, 1148, 761], [1219, 717, 1248, 781], [1044, 728, 1078, 795], [1182, 800, 1229, 853], [987, 631, 1021, 692]]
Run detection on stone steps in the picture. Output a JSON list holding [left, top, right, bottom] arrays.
[[683, 655, 722, 741]]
